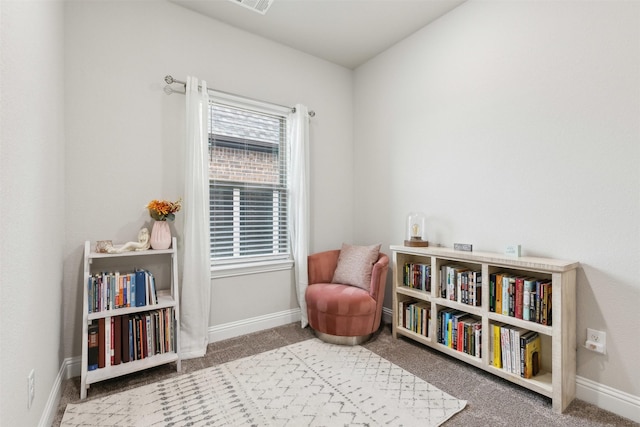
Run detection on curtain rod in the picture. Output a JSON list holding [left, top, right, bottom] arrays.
[[163, 75, 315, 117]]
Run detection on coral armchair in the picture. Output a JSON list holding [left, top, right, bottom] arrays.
[[305, 248, 389, 345]]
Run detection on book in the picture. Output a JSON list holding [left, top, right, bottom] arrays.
[[546, 284, 552, 326], [542, 282, 552, 326], [489, 273, 496, 312], [109, 317, 114, 365], [491, 323, 503, 368], [113, 316, 122, 365], [504, 275, 515, 317], [121, 314, 130, 363], [519, 331, 537, 377], [440, 265, 447, 298], [454, 315, 472, 351], [523, 278, 536, 321], [510, 327, 527, 376], [453, 267, 469, 303], [146, 313, 154, 357], [130, 272, 136, 307], [128, 316, 134, 361], [141, 315, 148, 359], [535, 280, 542, 322], [415, 301, 430, 337], [98, 317, 105, 369], [87, 321, 99, 371], [473, 321, 482, 358], [472, 271, 482, 306], [495, 273, 503, 315], [135, 270, 147, 307], [515, 277, 524, 319], [524, 333, 541, 378], [500, 325, 511, 372], [114, 271, 121, 308]]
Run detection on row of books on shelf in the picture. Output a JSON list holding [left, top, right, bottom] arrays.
[[87, 269, 159, 313], [87, 307, 176, 370], [437, 308, 481, 358], [489, 323, 541, 379], [402, 262, 431, 292], [489, 273, 552, 325], [439, 264, 482, 307], [398, 300, 430, 337]]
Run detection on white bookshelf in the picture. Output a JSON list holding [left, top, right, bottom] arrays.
[[391, 244, 578, 413], [80, 238, 181, 399]]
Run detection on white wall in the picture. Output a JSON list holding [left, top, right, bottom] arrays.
[[354, 0, 640, 401], [63, 1, 353, 359], [0, 1, 65, 424]]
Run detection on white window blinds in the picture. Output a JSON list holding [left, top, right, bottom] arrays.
[[209, 101, 289, 263]]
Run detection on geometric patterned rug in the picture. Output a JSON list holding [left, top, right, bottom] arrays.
[[61, 338, 466, 426]]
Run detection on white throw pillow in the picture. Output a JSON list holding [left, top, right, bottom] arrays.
[[331, 243, 381, 291]]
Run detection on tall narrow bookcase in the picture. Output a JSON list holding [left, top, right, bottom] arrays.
[[391, 245, 578, 413], [80, 238, 181, 399]]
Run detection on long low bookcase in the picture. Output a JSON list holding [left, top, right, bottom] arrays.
[[80, 238, 181, 399], [390, 244, 578, 413]]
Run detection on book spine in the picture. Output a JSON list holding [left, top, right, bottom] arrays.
[[492, 324, 502, 368], [87, 321, 99, 371], [109, 317, 114, 366], [515, 278, 524, 319], [121, 314, 130, 363], [114, 316, 122, 365], [495, 274, 503, 315], [98, 318, 105, 369]]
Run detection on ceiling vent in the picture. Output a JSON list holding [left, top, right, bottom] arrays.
[[227, 0, 274, 15]]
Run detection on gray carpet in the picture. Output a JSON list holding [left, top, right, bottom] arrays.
[[53, 323, 637, 427]]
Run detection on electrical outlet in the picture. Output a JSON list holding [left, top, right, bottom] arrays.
[[585, 328, 606, 354], [27, 369, 35, 409]]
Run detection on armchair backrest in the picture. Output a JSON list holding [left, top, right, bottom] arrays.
[[307, 249, 341, 285]]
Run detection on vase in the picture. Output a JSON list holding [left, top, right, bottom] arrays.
[[150, 221, 171, 250]]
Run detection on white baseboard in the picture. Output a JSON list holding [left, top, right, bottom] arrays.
[[208, 308, 302, 343], [576, 375, 640, 423], [40, 356, 79, 427], [44, 309, 639, 426], [382, 306, 392, 324]]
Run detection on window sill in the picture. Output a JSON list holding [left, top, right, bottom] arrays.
[[211, 259, 294, 279]]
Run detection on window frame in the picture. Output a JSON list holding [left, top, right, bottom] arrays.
[[208, 91, 294, 277]]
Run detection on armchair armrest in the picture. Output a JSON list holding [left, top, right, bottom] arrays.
[[368, 253, 389, 300]]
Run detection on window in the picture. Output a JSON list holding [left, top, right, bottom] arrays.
[[208, 99, 290, 266]]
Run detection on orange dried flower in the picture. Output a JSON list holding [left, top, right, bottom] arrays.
[[146, 198, 182, 221]]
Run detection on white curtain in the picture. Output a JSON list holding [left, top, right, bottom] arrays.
[[288, 104, 311, 327], [180, 76, 211, 358]]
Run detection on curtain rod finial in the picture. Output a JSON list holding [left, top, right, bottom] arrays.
[[164, 75, 174, 85]]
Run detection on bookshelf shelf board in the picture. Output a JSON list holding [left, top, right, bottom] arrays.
[[86, 295, 177, 321], [395, 327, 432, 346], [487, 313, 553, 336], [397, 286, 431, 300], [433, 343, 484, 368], [88, 247, 175, 259], [434, 298, 483, 316], [391, 245, 577, 413], [85, 352, 180, 385], [486, 365, 553, 397]]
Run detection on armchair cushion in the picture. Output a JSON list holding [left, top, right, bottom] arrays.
[[331, 243, 381, 291]]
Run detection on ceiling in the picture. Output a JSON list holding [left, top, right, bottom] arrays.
[[171, 0, 466, 69]]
